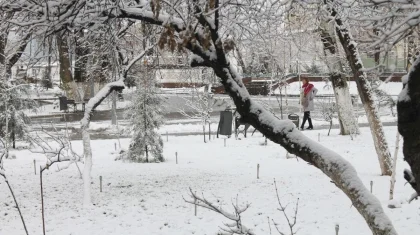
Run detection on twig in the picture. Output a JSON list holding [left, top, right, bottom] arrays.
[[273, 179, 299, 235], [4, 177, 29, 235]]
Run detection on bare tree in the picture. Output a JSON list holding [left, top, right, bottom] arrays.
[[325, 0, 393, 175], [184, 179, 300, 235], [272, 179, 299, 235], [0, 1, 398, 233], [318, 97, 336, 136], [318, 14, 359, 136], [184, 189, 256, 235], [179, 90, 226, 143]]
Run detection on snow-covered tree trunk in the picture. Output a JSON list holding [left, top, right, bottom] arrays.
[[398, 58, 420, 196], [389, 131, 400, 200], [81, 80, 125, 206], [319, 19, 359, 135], [81, 127, 92, 206], [329, 2, 393, 175]]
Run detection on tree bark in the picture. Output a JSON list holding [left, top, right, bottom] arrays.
[[329, 2, 393, 175], [56, 33, 73, 90], [234, 44, 248, 75], [74, 35, 88, 83], [319, 19, 359, 136]]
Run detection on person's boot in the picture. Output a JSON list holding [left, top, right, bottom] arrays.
[[307, 117, 313, 130]]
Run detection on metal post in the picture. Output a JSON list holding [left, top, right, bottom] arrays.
[[335, 224, 339, 235], [166, 131, 168, 142], [34, 160, 36, 175], [176, 152, 178, 164], [370, 181, 373, 193], [100, 176, 102, 193], [224, 139, 226, 147]]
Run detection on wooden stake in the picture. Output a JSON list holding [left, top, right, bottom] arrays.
[[257, 164, 260, 179], [176, 152, 178, 164], [40, 166, 46, 235], [370, 181, 373, 193], [194, 191, 197, 216], [318, 133, 320, 142], [335, 224, 339, 235], [100, 176, 103, 193], [34, 159, 36, 175], [114, 142, 116, 151], [224, 139, 226, 147]]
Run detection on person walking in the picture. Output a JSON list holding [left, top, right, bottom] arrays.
[[300, 77, 318, 130]]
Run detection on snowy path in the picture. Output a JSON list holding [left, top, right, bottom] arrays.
[[0, 127, 418, 235]]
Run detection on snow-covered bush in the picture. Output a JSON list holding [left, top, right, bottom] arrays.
[[0, 77, 36, 149]]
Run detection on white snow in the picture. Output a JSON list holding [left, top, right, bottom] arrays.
[[398, 75, 410, 102], [81, 79, 125, 128], [0, 126, 418, 235]]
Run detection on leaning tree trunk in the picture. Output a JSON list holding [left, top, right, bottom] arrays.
[[81, 80, 125, 206], [329, 2, 393, 176], [398, 57, 420, 196], [79, 45, 155, 205], [319, 19, 359, 136]]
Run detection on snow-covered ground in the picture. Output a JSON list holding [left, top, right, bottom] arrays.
[[1, 127, 418, 235]]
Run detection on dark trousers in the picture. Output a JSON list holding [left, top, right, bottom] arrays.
[[301, 111, 313, 128]]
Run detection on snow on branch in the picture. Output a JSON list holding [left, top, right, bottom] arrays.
[[119, 7, 185, 31], [354, 0, 420, 47], [81, 79, 125, 129]]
